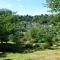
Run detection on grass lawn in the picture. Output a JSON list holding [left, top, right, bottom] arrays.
[[0, 49, 60, 60]]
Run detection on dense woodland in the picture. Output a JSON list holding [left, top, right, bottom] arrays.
[[0, 0, 60, 60], [0, 9, 60, 52]]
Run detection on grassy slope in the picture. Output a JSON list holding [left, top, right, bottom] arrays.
[[0, 49, 60, 60]]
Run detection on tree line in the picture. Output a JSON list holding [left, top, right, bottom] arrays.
[[0, 9, 60, 49]]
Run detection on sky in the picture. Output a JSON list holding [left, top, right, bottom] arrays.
[[0, 0, 51, 15]]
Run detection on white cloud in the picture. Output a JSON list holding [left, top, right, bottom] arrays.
[[16, 11, 27, 15], [36, 11, 52, 15], [7, 4, 12, 8], [0, 3, 12, 8], [16, 9, 52, 16]]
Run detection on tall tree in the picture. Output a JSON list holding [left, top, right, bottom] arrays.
[[46, 0, 60, 12], [0, 9, 15, 43]]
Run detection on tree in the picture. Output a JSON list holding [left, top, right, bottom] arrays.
[[46, 0, 60, 12], [0, 9, 15, 44]]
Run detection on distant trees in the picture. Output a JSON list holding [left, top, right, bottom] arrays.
[[0, 8, 60, 49]]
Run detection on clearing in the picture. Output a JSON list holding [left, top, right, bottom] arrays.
[[0, 49, 60, 60]]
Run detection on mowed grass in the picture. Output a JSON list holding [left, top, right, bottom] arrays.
[[0, 49, 60, 60]]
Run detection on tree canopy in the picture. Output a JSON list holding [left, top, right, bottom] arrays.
[[46, 0, 60, 12], [0, 8, 60, 49]]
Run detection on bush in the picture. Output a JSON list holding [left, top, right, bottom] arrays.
[[39, 43, 49, 49]]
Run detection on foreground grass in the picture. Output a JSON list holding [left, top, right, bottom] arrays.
[[0, 49, 60, 60]]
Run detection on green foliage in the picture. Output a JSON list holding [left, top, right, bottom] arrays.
[[0, 8, 60, 49], [46, 0, 60, 12], [0, 9, 13, 43]]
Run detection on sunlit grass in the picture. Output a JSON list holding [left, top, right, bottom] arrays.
[[0, 49, 60, 60]]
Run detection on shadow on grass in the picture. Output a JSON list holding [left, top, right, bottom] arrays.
[[0, 43, 53, 54], [0, 52, 7, 57], [0, 43, 35, 54], [0, 51, 12, 60], [4, 59, 12, 60]]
